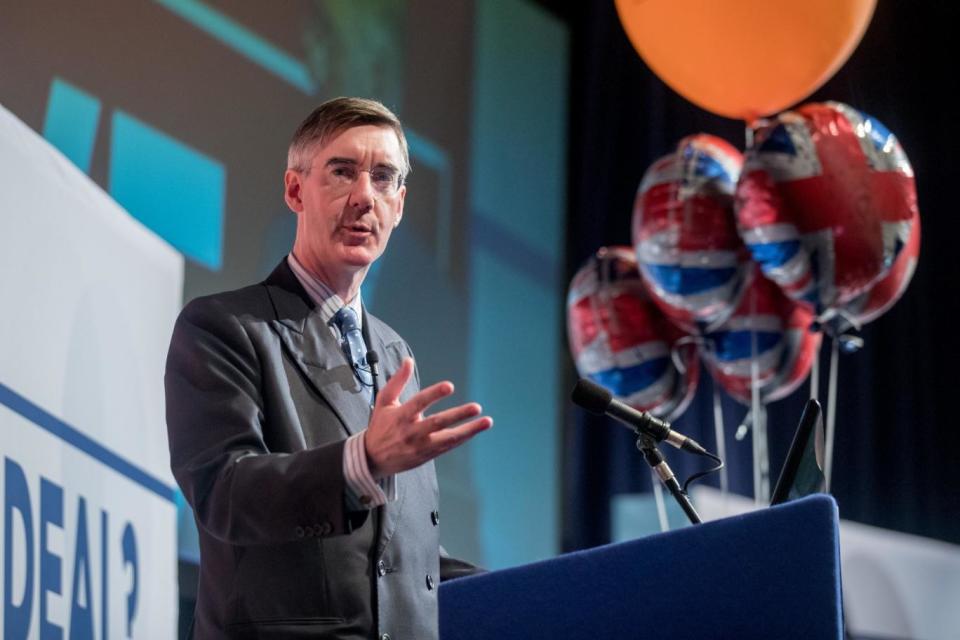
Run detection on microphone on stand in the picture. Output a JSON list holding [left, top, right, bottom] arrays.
[[637, 435, 702, 524], [571, 378, 708, 455]]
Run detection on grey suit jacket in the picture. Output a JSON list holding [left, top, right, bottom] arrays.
[[166, 260, 464, 639]]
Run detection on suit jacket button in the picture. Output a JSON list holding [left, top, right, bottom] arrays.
[[377, 560, 387, 577], [294, 526, 305, 538], [431, 510, 440, 526], [426, 574, 435, 590]]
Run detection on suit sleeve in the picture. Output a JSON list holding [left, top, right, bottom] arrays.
[[165, 297, 364, 546]]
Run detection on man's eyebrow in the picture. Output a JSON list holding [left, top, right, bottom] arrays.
[[326, 157, 358, 167], [376, 161, 400, 172], [325, 157, 399, 172]]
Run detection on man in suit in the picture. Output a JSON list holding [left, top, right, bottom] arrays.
[[165, 97, 492, 639]]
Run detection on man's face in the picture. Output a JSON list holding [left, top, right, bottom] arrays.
[[285, 124, 406, 281]]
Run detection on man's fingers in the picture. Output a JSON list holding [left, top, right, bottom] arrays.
[[376, 358, 414, 406], [420, 403, 482, 432], [428, 417, 493, 452], [404, 380, 455, 417]]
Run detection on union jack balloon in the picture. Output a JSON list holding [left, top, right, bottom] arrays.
[[567, 247, 699, 421], [843, 209, 920, 326], [736, 102, 917, 321], [701, 267, 821, 405], [632, 134, 750, 334]]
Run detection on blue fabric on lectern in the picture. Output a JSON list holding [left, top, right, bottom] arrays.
[[440, 495, 842, 639]]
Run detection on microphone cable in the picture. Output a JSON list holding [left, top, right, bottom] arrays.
[[680, 449, 725, 495]]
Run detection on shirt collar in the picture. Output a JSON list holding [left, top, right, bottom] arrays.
[[287, 253, 363, 330]]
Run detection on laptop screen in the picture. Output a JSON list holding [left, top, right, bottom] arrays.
[[770, 398, 827, 506]]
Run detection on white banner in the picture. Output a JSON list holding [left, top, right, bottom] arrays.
[[0, 103, 181, 638]]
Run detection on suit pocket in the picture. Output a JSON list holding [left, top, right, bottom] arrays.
[[231, 540, 336, 624]]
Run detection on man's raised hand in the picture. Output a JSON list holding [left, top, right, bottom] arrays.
[[364, 358, 492, 479]]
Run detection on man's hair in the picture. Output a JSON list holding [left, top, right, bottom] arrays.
[[287, 97, 410, 179]]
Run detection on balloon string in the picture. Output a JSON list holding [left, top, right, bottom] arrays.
[[712, 383, 729, 495], [824, 336, 841, 492], [810, 340, 820, 400], [759, 403, 769, 502], [749, 287, 768, 505], [651, 468, 670, 533], [594, 249, 616, 336]]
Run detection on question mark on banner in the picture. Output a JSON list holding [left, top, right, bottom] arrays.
[[122, 523, 139, 637]]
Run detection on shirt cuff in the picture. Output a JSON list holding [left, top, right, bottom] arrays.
[[343, 430, 397, 510]]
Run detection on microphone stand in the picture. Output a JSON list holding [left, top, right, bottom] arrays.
[[636, 435, 702, 525]]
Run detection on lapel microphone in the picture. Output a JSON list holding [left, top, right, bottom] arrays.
[[366, 350, 380, 378]]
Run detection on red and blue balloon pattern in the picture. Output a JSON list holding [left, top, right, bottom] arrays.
[[567, 247, 699, 421], [570, 102, 919, 417], [736, 102, 917, 321], [632, 134, 750, 333], [701, 267, 821, 405], [842, 208, 920, 326]]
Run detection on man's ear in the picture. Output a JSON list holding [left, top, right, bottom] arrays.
[[284, 169, 304, 213]]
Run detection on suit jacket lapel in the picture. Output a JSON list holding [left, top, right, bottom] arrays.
[[263, 260, 371, 437], [264, 259, 410, 557]]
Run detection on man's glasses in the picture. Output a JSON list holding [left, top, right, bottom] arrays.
[[324, 162, 403, 196]]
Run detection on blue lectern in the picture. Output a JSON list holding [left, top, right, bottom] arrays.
[[440, 495, 842, 639]]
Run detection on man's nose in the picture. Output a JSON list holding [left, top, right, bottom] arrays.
[[347, 171, 376, 210]]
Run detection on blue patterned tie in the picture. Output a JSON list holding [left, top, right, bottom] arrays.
[[334, 307, 374, 401]]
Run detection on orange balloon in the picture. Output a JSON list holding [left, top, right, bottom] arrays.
[[614, 0, 876, 120]]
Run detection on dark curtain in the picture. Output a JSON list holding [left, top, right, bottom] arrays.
[[550, 0, 960, 551]]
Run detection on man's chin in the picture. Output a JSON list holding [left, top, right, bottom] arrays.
[[338, 247, 379, 270]]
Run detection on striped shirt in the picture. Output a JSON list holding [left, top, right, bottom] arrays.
[[287, 253, 396, 509]]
